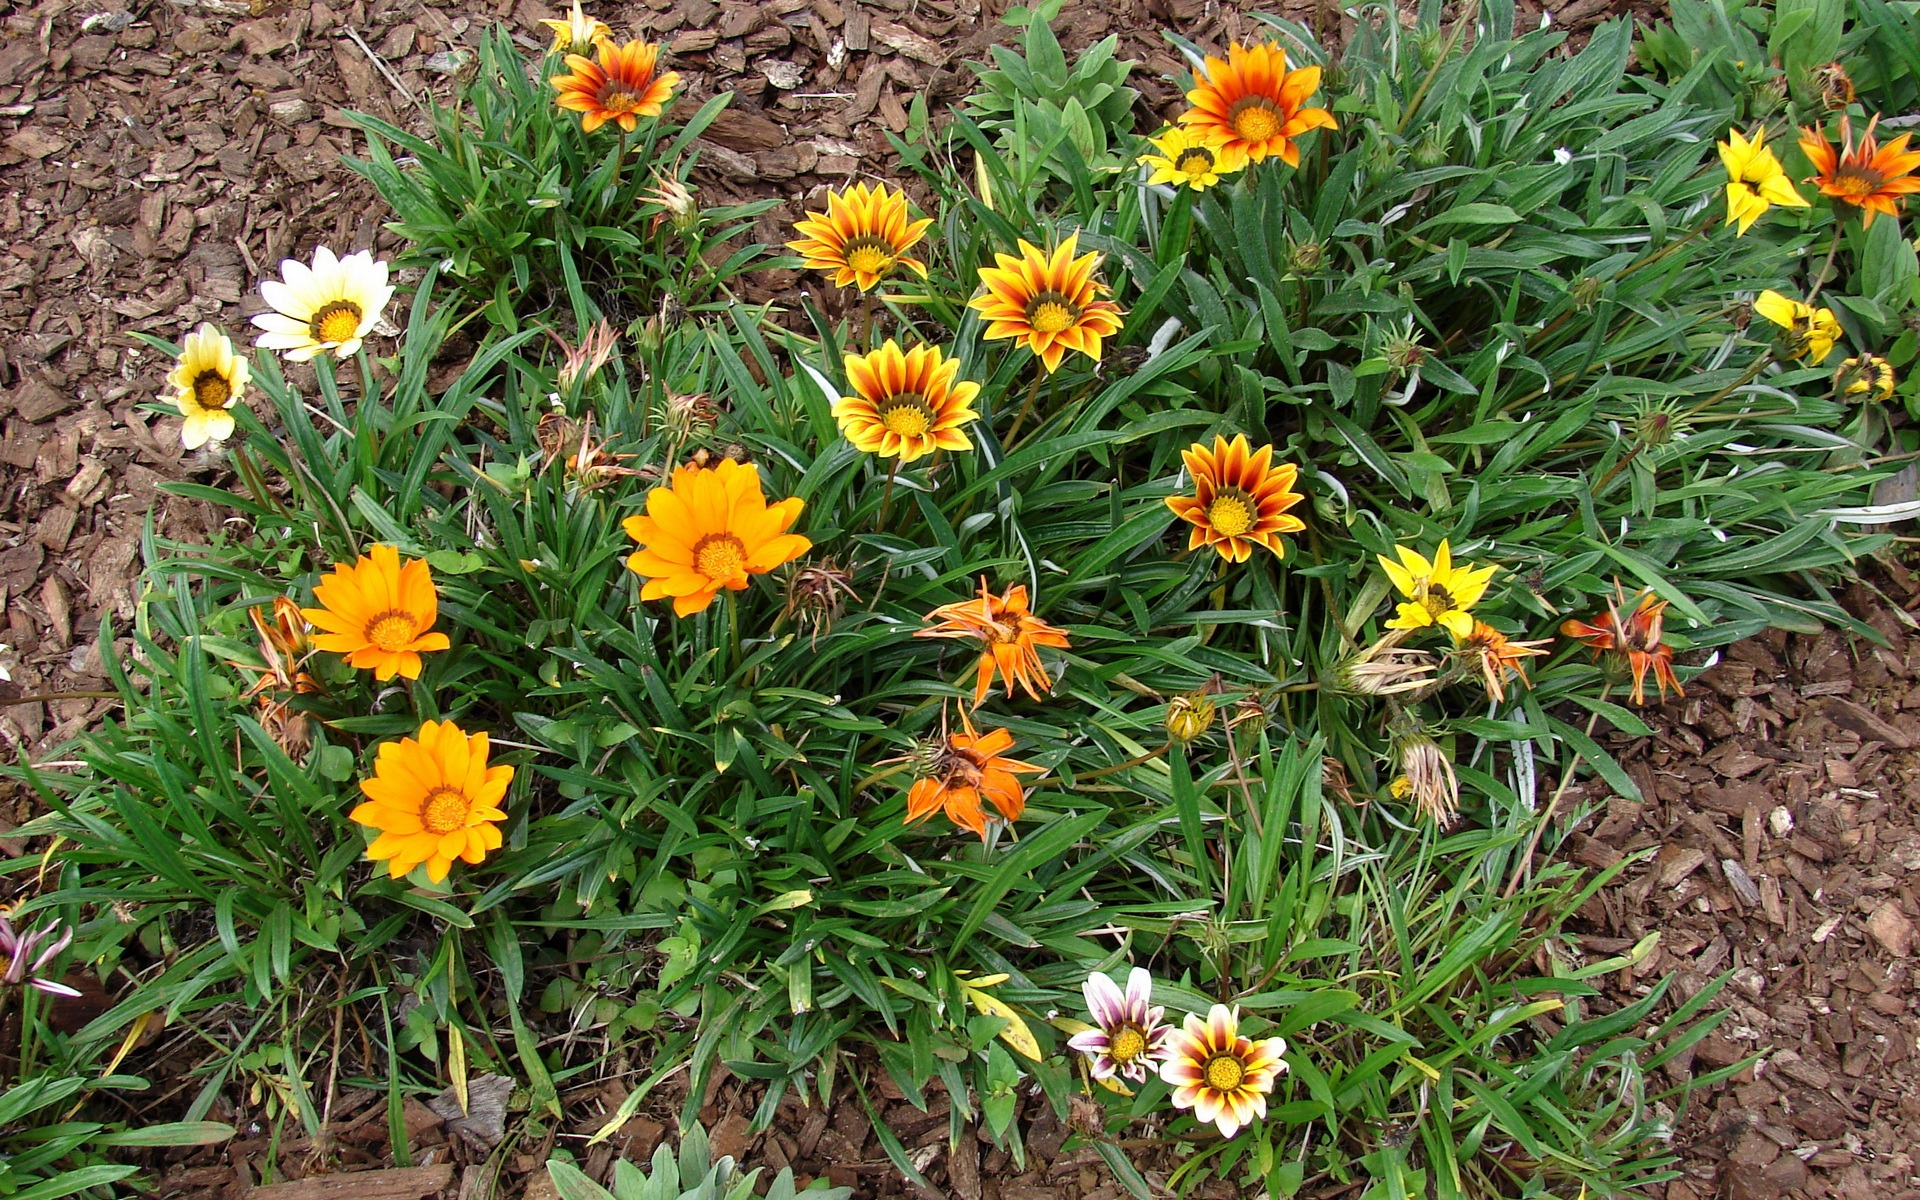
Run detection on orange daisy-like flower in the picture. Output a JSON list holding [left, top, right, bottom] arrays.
[[968, 233, 1127, 374], [1456, 621, 1550, 703], [623, 459, 812, 617], [352, 720, 512, 883], [915, 578, 1072, 707], [1561, 589, 1683, 705], [550, 39, 680, 133], [835, 339, 981, 463], [301, 545, 452, 682], [903, 711, 1045, 840], [1159, 1004, 1288, 1139], [1799, 115, 1920, 228], [785, 182, 932, 292], [1164, 434, 1307, 562], [1178, 42, 1337, 168]]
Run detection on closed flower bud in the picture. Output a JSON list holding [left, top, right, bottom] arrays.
[[1833, 353, 1896, 402], [1287, 236, 1326, 274], [1165, 692, 1217, 744]]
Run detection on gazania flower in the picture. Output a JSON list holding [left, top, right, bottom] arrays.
[[1164, 689, 1216, 744], [1178, 42, 1336, 168], [1067, 968, 1173, 1084], [623, 458, 811, 617], [1390, 730, 1460, 824], [550, 39, 680, 133], [916, 579, 1072, 707], [538, 0, 612, 56], [968, 233, 1127, 374], [1718, 127, 1808, 235], [1799, 115, 1920, 228], [1159, 1005, 1287, 1139], [302, 545, 451, 682], [1754, 290, 1843, 364], [1164, 434, 1306, 563], [352, 720, 512, 883], [1834, 353, 1896, 402], [834, 340, 981, 463], [0, 909, 81, 998], [1379, 541, 1496, 641], [903, 711, 1044, 840], [1562, 589, 1683, 705], [252, 247, 394, 362], [164, 323, 248, 450], [1456, 621, 1549, 703], [1137, 127, 1246, 191], [785, 181, 932, 292]]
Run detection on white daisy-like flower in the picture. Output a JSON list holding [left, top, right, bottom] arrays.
[[1066, 967, 1173, 1084], [252, 246, 395, 362], [163, 322, 248, 449]]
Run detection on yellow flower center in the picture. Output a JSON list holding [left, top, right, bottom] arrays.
[[311, 301, 364, 346], [1028, 301, 1075, 335], [421, 786, 469, 835], [843, 237, 897, 278], [365, 610, 420, 652], [598, 88, 641, 114], [1418, 582, 1457, 618], [192, 370, 231, 412], [1831, 166, 1887, 202], [693, 533, 748, 581], [1230, 100, 1282, 143], [1176, 147, 1216, 178], [879, 394, 933, 439], [1202, 1052, 1246, 1092], [1109, 1024, 1148, 1064], [1207, 489, 1257, 538]]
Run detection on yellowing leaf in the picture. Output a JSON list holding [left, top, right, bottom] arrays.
[[963, 983, 1042, 1062]]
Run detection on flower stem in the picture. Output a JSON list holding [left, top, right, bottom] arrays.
[[1003, 370, 1048, 444], [1805, 225, 1845, 304], [876, 457, 900, 531]]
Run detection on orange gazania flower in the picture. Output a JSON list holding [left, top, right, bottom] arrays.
[[623, 459, 811, 617], [1164, 435, 1306, 563], [1456, 621, 1549, 703], [915, 578, 1072, 707], [550, 39, 680, 133], [1561, 589, 1683, 705], [785, 182, 932, 292], [835, 339, 981, 463], [1178, 42, 1336, 168], [904, 711, 1045, 839], [1799, 115, 1920, 228], [969, 233, 1126, 374], [352, 720, 512, 883], [302, 545, 452, 682]]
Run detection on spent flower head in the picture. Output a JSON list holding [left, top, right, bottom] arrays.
[[1390, 730, 1460, 824], [1754, 290, 1843, 364], [1834, 353, 1896, 402], [1562, 587, 1683, 705]]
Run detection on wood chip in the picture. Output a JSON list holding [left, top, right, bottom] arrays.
[[869, 19, 943, 64], [1721, 859, 1761, 905], [1821, 697, 1913, 748], [248, 1166, 454, 1200], [1866, 900, 1914, 957], [1657, 846, 1709, 888]]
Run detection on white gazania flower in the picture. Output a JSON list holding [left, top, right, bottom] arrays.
[[164, 323, 249, 450], [1160, 1004, 1288, 1139], [1066, 967, 1173, 1083], [252, 246, 395, 362]]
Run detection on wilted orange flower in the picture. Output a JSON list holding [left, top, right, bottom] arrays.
[[1799, 115, 1920, 228], [1456, 621, 1549, 703], [835, 339, 980, 463], [302, 545, 452, 682], [1178, 42, 1336, 168], [1164, 434, 1306, 562], [968, 233, 1126, 374], [785, 182, 932, 292], [1561, 589, 1683, 705], [352, 720, 512, 883], [916, 578, 1072, 706], [623, 459, 811, 617], [904, 710, 1044, 839], [550, 39, 680, 133]]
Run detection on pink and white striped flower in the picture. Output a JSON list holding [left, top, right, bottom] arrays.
[[1066, 967, 1172, 1083], [0, 911, 80, 997]]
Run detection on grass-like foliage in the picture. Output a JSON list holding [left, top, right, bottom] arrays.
[[1, 0, 1893, 1195]]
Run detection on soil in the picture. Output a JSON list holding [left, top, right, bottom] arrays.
[[2, 0, 1913, 1198]]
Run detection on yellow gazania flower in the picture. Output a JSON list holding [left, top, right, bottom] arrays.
[[834, 339, 980, 463], [252, 247, 395, 362], [785, 182, 932, 292], [538, 0, 612, 56], [1158, 1005, 1288, 1139], [968, 233, 1127, 374], [352, 720, 512, 883], [164, 323, 248, 450], [1137, 127, 1247, 191], [1718, 127, 1809, 235], [1379, 540, 1496, 641], [302, 545, 453, 681], [550, 39, 680, 133], [623, 459, 811, 617], [1164, 434, 1307, 563], [1754, 289, 1843, 364], [1178, 42, 1337, 168], [1834, 353, 1896, 402]]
